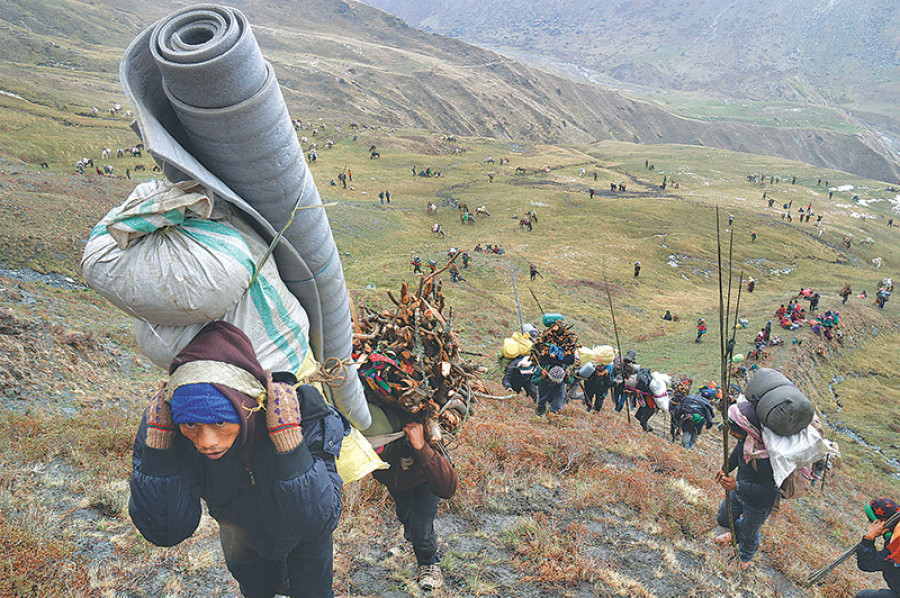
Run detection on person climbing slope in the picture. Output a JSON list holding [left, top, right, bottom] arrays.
[[854, 497, 900, 598], [713, 402, 779, 572], [129, 322, 346, 598]]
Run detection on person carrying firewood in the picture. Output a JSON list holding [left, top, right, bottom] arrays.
[[129, 321, 347, 598], [531, 361, 569, 416], [364, 404, 458, 592]]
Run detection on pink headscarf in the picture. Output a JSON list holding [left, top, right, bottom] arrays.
[[728, 402, 769, 462]]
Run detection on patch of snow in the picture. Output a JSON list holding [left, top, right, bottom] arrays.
[[667, 255, 679, 268], [850, 212, 877, 220], [770, 265, 797, 276], [832, 184, 854, 192], [530, 201, 548, 207], [0, 90, 26, 101], [856, 198, 884, 207]]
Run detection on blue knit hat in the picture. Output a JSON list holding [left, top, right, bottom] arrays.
[[170, 382, 240, 425]]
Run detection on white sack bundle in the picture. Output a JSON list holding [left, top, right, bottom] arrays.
[[81, 180, 251, 325], [135, 206, 310, 374]]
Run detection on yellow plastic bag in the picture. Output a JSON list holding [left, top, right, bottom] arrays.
[[502, 332, 533, 358], [502, 337, 520, 359], [297, 352, 387, 484], [335, 427, 388, 483], [512, 332, 533, 355], [594, 345, 616, 366], [577, 346, 597, 365]]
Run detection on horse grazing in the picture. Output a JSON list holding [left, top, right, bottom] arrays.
[[39, 160, 49, 169], [475, 206, 491, 217], [515, 166, 527, 174], [426, 202, 437, 214], [370, 151, 380, 159], [134, 164, 146, 172], [519, 217, 532, 232], [457, 202, 468, 213]]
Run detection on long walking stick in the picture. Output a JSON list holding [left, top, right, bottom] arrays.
[[716, 208, 738, 550], [806, 510, 900, 585], [529, 288, 545, 316], [509, 265, 525, 333], [606, 288, 631, 424], [724, 270, 744, 397]]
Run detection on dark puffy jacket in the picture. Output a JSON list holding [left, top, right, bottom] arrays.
[[503, 356, 536, 396], [129, 385, 346, 562], [726, 440, 780, 510], [584, 365, 614, 401], [857, 538, 900, 595], [675, 394, 715, 428]]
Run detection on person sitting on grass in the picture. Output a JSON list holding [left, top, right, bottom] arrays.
[[855, 497, 900, 598], [129, 321, 346, 598], [713, 402, 779, 571]]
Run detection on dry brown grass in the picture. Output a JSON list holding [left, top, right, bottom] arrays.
[[504, 514, 599, 585], [0, 521, 91, 597]]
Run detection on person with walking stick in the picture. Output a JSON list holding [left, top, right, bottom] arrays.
[[855, 498, 900, 598]]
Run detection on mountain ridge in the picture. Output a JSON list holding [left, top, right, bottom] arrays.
[[0, 0, 898, 181]]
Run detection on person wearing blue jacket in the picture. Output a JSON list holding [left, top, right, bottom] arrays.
[[129, 321, 347, 598], [855, 497, 900, 598]]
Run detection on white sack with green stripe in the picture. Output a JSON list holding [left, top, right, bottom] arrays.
[[81, 180, 254, 325], [82, 180, 310, 372], [134, 216, 311, 373]]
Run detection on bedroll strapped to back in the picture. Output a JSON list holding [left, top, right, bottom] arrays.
[[744, 368, 815, 437]]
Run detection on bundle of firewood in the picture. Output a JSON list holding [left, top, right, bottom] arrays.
[[531, 319, 579, 362], [353, 279, 473, 432]]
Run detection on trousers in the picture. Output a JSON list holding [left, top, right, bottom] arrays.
[[389, 482, 442, 565], [220, 524, 334, 598], [716, 491, 772, 563]]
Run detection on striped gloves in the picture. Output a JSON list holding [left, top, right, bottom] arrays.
[[146, 388, 176, 450], [266, 375, 304, 453]]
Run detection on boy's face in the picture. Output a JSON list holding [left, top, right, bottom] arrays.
[[179, 422, 241, 460]]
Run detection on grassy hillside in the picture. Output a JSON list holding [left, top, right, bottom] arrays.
[[1, 104, 899, 595], [0, 1, 898, 595]]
